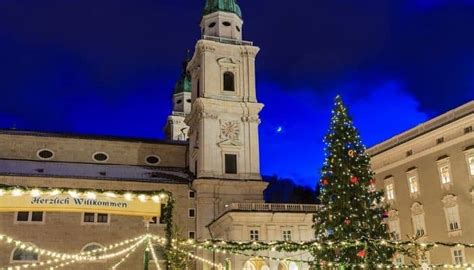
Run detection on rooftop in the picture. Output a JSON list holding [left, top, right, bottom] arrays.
[[367, 101, 474, 156], [0, 159, 192, 184], [0, 129, 188, 146]]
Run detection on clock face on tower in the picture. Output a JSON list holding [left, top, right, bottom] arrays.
[[220, 120, 240, 140]]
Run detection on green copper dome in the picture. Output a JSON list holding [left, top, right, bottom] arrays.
[[203, 0, 242, 18], [174, 60, 192, 94]]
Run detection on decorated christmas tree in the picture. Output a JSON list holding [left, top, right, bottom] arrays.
[[312, 96, 395, 269]]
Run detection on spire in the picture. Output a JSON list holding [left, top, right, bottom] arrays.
[[173, 57, 192, 94], [203, 0, 242, 18]]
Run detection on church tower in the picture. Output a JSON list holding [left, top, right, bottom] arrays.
[[164, 60, 192, 141], [186, 0, 267, 243]]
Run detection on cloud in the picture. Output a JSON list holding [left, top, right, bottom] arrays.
[[258, 79, 429, 188]]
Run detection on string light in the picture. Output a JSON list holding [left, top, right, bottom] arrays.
[[147, 240, 162, 270], [0, 233, 147, 263], [0, 185, 170, 204]]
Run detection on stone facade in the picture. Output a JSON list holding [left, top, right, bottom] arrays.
[[0, 2, 316, 270], [368, 101, 474, 266]]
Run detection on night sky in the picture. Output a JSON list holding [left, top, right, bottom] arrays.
[[0, 0, 473, 188]]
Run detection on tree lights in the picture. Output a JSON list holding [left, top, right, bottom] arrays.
[[312, 96, 395, 268]]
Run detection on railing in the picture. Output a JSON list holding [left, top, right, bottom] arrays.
[[222, 203, 320, 214], [203, 35, 253, 46]]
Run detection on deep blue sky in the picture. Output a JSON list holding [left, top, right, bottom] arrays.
[[0, 0, 473, 188]]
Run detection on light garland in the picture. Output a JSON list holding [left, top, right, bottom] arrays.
[[151, 237, 224, 270], [110, 241, 144, 270], [147, 240, 162, 270], [0, 185, 170, 204], [0, 233, 147, 263]]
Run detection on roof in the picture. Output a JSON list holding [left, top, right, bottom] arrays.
[[0, 159, 192, 184], [367, 100, 474, 156], [0, 129, 188, 146], [203, 0, 242, 18]]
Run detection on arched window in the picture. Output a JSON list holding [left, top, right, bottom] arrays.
[[223, 72, 235, 92], [81, 243, 105, 260], [11, 244, 38, 263], [81, 243, 104, 253]]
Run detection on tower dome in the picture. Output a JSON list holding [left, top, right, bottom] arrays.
[[203, 0, 242, 18]]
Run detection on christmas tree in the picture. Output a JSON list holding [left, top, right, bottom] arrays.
[[312, 96, 395, 269]]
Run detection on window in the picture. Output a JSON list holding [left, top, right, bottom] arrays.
[[145, 155, 161, 165], [282, 230, 292, 241], [15, 212, 44, 223], [188, 231, 195, 239], [188, 190, 196, 199], [176, 99, 182, 104], [186, 99, 192, 103], [465, 126, 472, 134], [407, 169, 420, 197], [37, 149, 54, 160], [412, 214, 426, 237], [437, 137, 445, 144], [97, 213, 108, 223], [250, 230, 259, 241], [82, 213, 109, 224], [452, 248, 464, 265], [222, 21, 231, 26], [81, 243, 104, 254], [208, 22, 216, 28], [408, 176, 419, 193], [236, 25, 241, 32], [388, 220, 401, 240], [446, 207, 461, 231], [149, 205, 167, 225], [440, 165, 451, 184], [225, 154, 237, 174], [11, 245, 38, 263], [92, 152, 109, 162], [467, 156, 474, 176], [223, 72, 235, 92], [188, 208, 196, 218], [385, 184, 395, 201]]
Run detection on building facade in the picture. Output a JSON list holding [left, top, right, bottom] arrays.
[[369, 101, 474, 266], [0, 1, 316, 269]]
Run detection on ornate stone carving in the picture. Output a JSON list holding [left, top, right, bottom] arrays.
[[220, 120, 240, 140], [410, 202, 424, 215], [201, 112, 219, 120], [241, 116, 261, 124], [388, 209, 399, 220], [442, 194, 458, 207], [197, 43, 216, 53]]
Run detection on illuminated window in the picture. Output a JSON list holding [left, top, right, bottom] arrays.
[[440, 165, 451, 184], [407, 169, 420, 198], [250, 230, 259, 241], [386, 183, 395, 201], [468, 156, 474, 176], [437, 157, 453, 189]]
